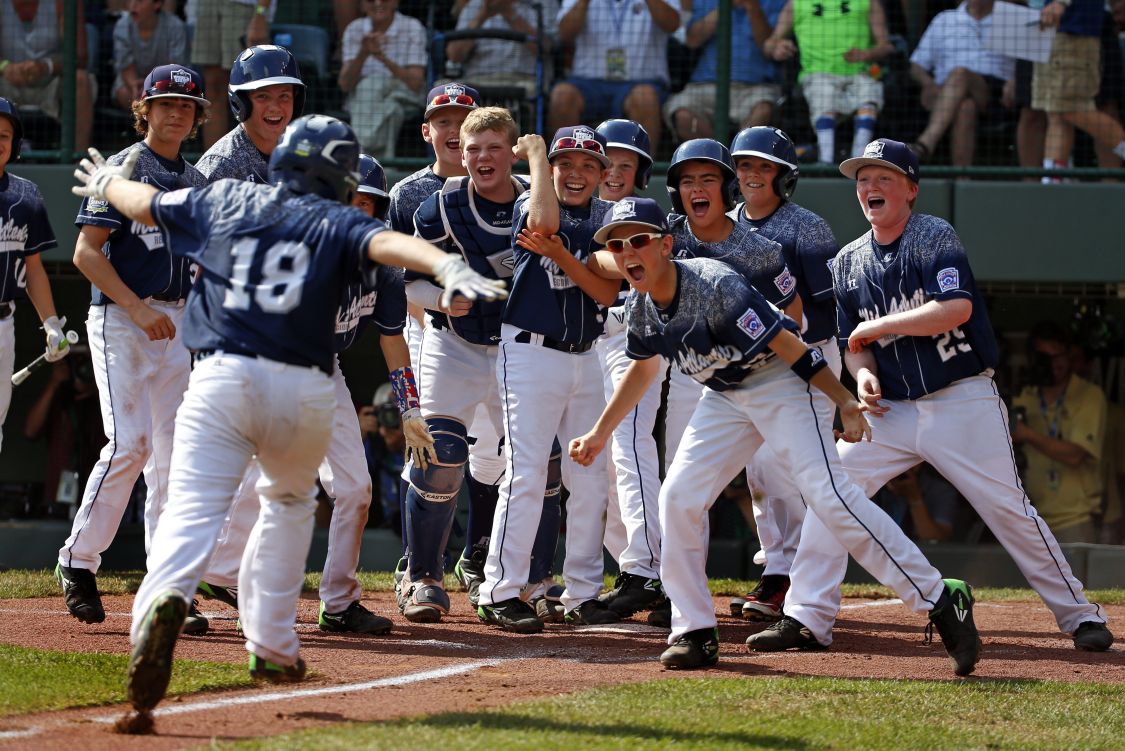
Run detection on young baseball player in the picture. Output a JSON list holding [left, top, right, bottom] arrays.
[[476, 127, 621, 633], [589, 119, 670, 619], [727, 126, 841, 622], [194, 45, 305, 182], [58, 65, 211, 633], [0, 98, 68, 452], [757, 138, 1113, 655], [71, 115, 504, 725], [572, 197, 982, 675]]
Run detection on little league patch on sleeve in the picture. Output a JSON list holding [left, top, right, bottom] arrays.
[[774, 268, 796, 296], [737, 307, 766, 339], [937, 267, 960, 292]]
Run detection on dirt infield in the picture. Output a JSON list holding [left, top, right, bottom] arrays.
[[1, 592, 1123, 749]]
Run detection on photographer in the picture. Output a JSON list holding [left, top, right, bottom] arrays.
[[1012, 321, 1108, 543], [360, 384, 406, 533]]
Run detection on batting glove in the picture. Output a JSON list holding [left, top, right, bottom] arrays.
[[402, 408, 438, 471], [42, 316, 70, 363], [433, 257, 508, 310], [71, 147, 140, 201]]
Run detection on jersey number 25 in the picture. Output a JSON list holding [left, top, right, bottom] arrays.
[[933, 326, 972, 362], [223, 237, 310, 314]]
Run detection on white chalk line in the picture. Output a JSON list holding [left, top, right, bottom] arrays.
[[839, 598, 904, 611]]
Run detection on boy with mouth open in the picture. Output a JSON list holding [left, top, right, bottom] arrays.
[[570, 197, 982, 675]]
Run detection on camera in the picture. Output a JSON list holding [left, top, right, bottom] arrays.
[[376, 402, 401, 429]]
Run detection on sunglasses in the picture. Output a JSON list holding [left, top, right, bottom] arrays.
[[605, 232, 664, 253], [430, 93, 476, 107], [553, 137, 605, 155], [147, 79, 200, 96]]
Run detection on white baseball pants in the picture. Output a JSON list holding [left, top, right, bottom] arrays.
[[60, 302, 189, 571], [131, 354, 335, 667], [663, 363, 703, 467], [0, 315, 15, 453]]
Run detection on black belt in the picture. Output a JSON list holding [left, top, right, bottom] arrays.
[[151, 292, 186, 303], [192, 347, 254, 364], [0, 302, 12, 320], [514, 330, 593, 354]]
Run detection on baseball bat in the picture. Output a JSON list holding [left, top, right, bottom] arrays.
[[11, 329, 80, 386]]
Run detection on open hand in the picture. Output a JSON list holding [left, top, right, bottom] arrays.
[[402, 409, 438, 470], [516, 229, 568, 263], [71, 148, 140, 201], [433, 256, 508, 310]]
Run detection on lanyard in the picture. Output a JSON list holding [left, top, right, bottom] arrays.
[[1038, 383, 1068, 439], [608, 0, 631, 36]]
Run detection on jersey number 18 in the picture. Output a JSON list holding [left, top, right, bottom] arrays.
[[223, 237, 311, 314]]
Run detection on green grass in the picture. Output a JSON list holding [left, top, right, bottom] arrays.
[[0, 643, 251, 716], [5, 569, 1125, 606], [211, 676, 1125, 751]]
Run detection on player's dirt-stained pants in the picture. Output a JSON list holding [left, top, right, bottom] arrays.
[[0, 314, 15, 453], [745, 342, 842, 575], [60, 302, 189, 571], [787, 372, 1107, 643], [596, 329, 663, 579], [132, 354, 335, 667], [481, 324, 609, 612], [202, 356, 373, 613], [660, 357, 947, 643]]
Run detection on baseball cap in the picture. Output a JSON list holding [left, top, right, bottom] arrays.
[[839, 138, 919, 182], [549, 126, 611, 169], [141, 64, 210, 107], [593, 197, 668, 244], [424, 83, 481, 120]]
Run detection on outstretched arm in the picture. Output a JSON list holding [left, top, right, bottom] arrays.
[[570, 356, 663, 465]]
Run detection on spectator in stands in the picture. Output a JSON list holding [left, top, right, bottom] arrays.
[[764, 0, 894, 163], [663, 0, 785, 141], [874, 464, 958, 542], [339, 0, 428, 157], [1012, 321, 1107, 544], [548, 0, 681, 148], [360, 384, 405, 532], [1035, 0, 1125, 175], [907, 0, 1014, 167], [191, 0, 272, 149], [0, 0, 96, 153], [112, 0, 189, 111], [446, 0, 559, 100]]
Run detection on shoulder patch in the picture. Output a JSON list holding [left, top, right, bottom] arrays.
[[936, 266, 959, 292], [85, 198, 110, 214], [737, 306, 767, 340], [774, 268, 795, 296]]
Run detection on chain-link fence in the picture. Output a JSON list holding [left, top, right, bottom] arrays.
[[2, 0, 1123, 176]]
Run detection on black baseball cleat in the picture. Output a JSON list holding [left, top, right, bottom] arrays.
[[599, 572, 667, 617], [660, 627, 719, 669], [565, 599, 622, 626], [648, 601, 672, 629], [926, 578, 982, 676], [745, 615, 827, 652], [319, 600, 393, 634], [249, 654, 307, 683], [454, 543, 487, 608], [56, 563, 105, 624], [182, 600, 209, 636], [197, 581, 239, 609], [1073, 621, 1114, 652], [127, 591, 188, 713], [477, 598, 544, 634]]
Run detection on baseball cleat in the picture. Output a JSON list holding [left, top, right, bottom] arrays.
[[1073, 621, 1113, 652], [729, 597, 745, 617], [182, 600, 209, 636], [926, 578, 982, 676], [741, 574, 789, 622], [599, 572, 667, 617], [319, 600, 393, 635], [477, 598, 544, 633], [660, 627, 719, 669], [197, 581, 239, 609], [527, 579, 566, 623], [127, 590, 188, 713], [56, 563, 105, 624], [648, 601, 672, 629], [249, 654, 307, 683], [565, 599, 622, 626], [403, 583, 451, 623], [454, 544, 487, 608], [745, 615, 827, 652]]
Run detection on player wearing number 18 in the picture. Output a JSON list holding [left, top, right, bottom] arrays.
[[70, 114, 506, 729]]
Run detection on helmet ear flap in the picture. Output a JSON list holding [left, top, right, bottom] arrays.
[[229, 91, 250, 122], [776, 168, 799, 201]]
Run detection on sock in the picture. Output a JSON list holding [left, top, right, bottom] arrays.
[[815, 116, 835, 163], [528, 492, 561, 583], [1114, 141, 1125, 160], [1041, 158, 1065, 184], [464, 472, 499, 557], [852, 115, 876, 157]]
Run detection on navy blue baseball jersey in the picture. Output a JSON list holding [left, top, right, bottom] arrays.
[[334, 265, 407, 353], [76, 143, 208, 305], [407, 176, 525, 345], [150, 180, 387, 373], [503, 194, 611, 344], [625, 257, 798, 391], [194, 125, 270, 184], [735, 201, 840, 343], [0, 172, 56, 303], [832, 213, 998, 401], [387, 166, 443, 234], [669, 215, 797, 310]]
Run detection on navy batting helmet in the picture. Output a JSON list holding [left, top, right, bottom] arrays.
[[0, 98, 23, 162], [269, 115, 360, 204], [596, 119, 653, 190], [356, 153, 390, 220], [666, 138, 738, 215], [730, 126, 799, 201], [228, 45, 306, 123]]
